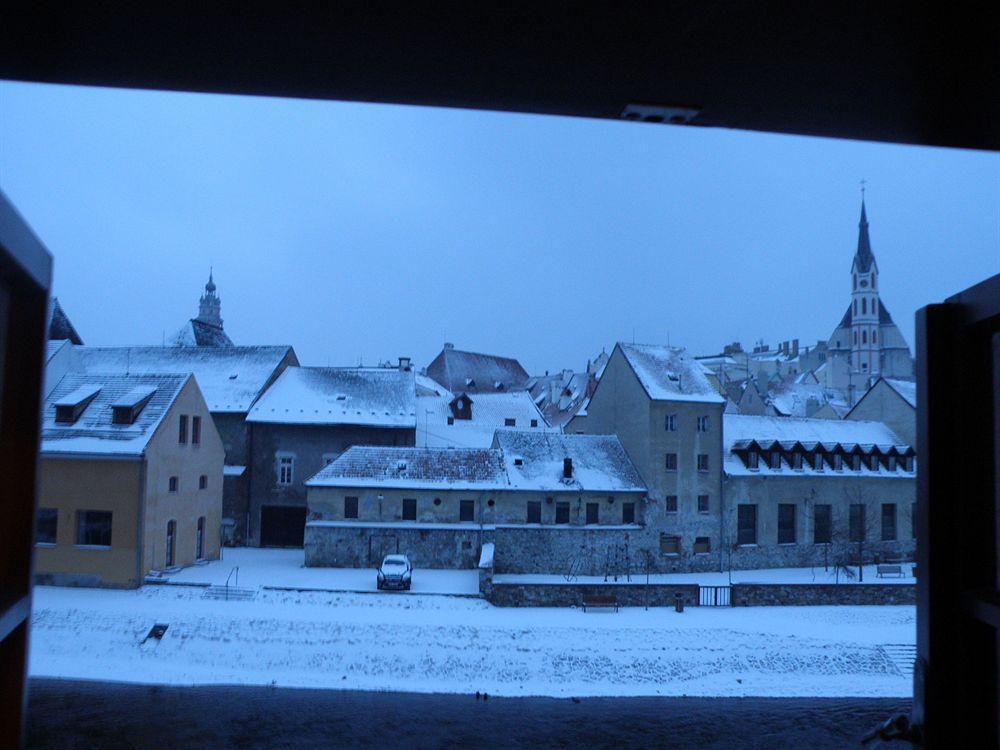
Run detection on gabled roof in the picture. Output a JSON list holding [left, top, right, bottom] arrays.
[[836, 297, 896, 329], [47, 297, 83, 344], [883, 378, 917, 408], [852, 200, 877, 274], [41, 372, 189, 456], [171, 318, 234, 347], [492, 430, 646, 493], [617, 343, 725, 404], [306, 445, 507, 490], [76, 345, 296, 413], [416, 390, 553, 448], [247, 366, 416, 427], [425, 345, 529, 393]]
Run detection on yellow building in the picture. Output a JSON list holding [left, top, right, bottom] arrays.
[[35, 372, 224, 588]]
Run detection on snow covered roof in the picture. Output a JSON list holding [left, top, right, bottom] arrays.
[[41, 372, 189, 457], [416, 390, 553, 448], [768, 383, 831, 418], [46, 339, 71, 362], [306, 445, 508, 490], [492, 431, 646, 493], [723, 414, 913, 478], [426, 345, 529, 393], [618, 343, 725, 403], [247, 366, 416, 427], [883, 378, 917, 408], [171, 319, 234, 347], [47, 297, 83, 345], [75, 345, 295, 413], [527, 369, 591, 428]]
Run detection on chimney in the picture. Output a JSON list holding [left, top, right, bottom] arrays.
[[443, 342, 454, 350], [563, 457, 573, 479], [398, 356, 411, 371], [791, 339, 799, 358]]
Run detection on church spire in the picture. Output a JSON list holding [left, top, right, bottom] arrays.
[[853, 198, 876, 273], [197, 268, 223, 328]]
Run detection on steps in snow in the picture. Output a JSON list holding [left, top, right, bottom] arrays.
[[880, 644, 917, 677], [202, 585, 258, 601]]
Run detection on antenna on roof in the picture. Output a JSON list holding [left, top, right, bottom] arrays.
[[632, 326, 635, 344]]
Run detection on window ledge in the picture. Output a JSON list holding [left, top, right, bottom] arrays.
[[661, 553, 680, 557], [737, 543, 758, 548], [74, 544, 112, 550], [778, 542, 798, 546], [34, 542, 56, 548]]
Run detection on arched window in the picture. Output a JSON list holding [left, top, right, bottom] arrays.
[[872, 329, 877, 344], [862, 330, 867, 344], [196, 517, 205, 559], [166, 520, 176, 567], [862, 298, 867, 315], [854, 330, 858, 345], [853, 274, 857, 290], [853, 299, 857, 315]]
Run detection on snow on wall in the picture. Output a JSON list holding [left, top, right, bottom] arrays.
[[247, 367, 416, 427]]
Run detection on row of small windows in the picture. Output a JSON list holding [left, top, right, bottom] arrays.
[[736, 502, 914, 546], [35, 510, 207, 560], [447, 416, 539, 427], [168, 474, 210, 492], [853, 295, 878, 315], [665, 414, 711, 432], [664, 453, 711, 472], [853, 328, 877, 345], [341, 496, 637, 524], [178, 414, 202, 445], [663, 494, 711, 514], [739, 447, 914, 473], [659, 534, 712, 555]]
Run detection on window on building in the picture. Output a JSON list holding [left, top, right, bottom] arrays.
[[196, 517, 205, 559], [622, 502, 635, 524], [460, 500, 475, 522], [192, 416, 201, 445], [664, 453, 677, 471], [555, 501, 570, 524], [77, 510, 112, 547], [887, 455, 897, 471], [586, 502, 599, 524], [447, 416, 454, 425], [904, 455, 914, 472], [872, 329, 877, 343], [178, 414, 188, 444], [746, 450, 759, 470], [277, 455, 294, 485], [851, 455, 861, 471], [660, 534, 681, 555], [344, 496, 359, 519], [814, 504, 832, 544], [853, 299, 857, 315], [504, 418, 516, 427], [849, 504, 866, 542], [199, 474, 207, 490], [814, 453, 825, 471], [36, 508, 57, 545], [881, 503, 897, 541], [862, 330, 867, 344], [693, 536, 711, 554], [165, 520, 176, 567], [862, 297, 867, 314], [697, 494, 709, 514], [697, 415, 709, 432], [697, 454, 709, 472], [791, 452, 803, 470], [530, 419, 538, 427], [778, 504, 796, 544], [770, 451, 781, 469], [526, 501, 541, 524], [665, 414, 677, 431], [665, 495, 678, 513], [834, 454, 844, 471], [737, 505, 757, 545], [402, 498, 417, 521], [869, 454, 880, 471], [168, 476, 178, 492]]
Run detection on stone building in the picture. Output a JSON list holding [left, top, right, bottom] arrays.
[[425, 343, 529, 393], [845, 377, 917, 448], [36, 372, 225, 588], [74, 344, 298, 544], [246, 364, 417, 547], [723, 414, 916, 570], [303, 431, 647, 573], [575, 342, 727, 571]]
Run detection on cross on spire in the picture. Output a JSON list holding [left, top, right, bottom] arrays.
[[860, 178, 866, 200]]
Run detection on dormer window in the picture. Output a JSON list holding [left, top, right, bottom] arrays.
[[834, 454, 843, 471], [887, 455, 897, 472], [904, 455, 914, 472], [791, 453, 803, 470], [111, 387, 156, 425], [54, 385, 102, 424], [814, 453, 824, 471], [513, 457, 523, 467], [851, 455, 861, 471], [746, 450, 759, 470], [770, 451, 781, 469]]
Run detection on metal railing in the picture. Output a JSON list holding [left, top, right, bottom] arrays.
[[224, 566, 239, 601], [699, 585, 731, 607]]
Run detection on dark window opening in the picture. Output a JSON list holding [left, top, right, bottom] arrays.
[[344, 496, 359, 519], [36, 508, 58, 545], [693, 536, 711, 554], [849, 503, 866, 542], [665, 495, 678, 513], [526, 501, 541, 524], [178, 414, 188, 444], [665, 453, 677, 471], [660, 534, 680, 555], [697, 454, 709, 472], [778, 503, 796, 544], [402, 498, 417, 521], [737, 504, 757, 545], [192, 415, 201, 445], [77, 510, 113, 547], [460, 500, 475, 522], [622, 502, 635, 524], [881, 503, 897, 541], [586, 502, 598, 524], [199, 474, 207, 489], [814, 504, 832, 544], [168, 476, 178, 492], [555, 501, 570, 524], [697, 494, 709, 514]]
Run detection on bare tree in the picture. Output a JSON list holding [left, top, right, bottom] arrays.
[[835, 482, 881, 582]]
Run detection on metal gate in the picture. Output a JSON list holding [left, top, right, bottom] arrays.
[[699, 585, 731, 606]]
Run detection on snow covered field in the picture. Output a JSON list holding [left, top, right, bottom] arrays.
[[29, 584, 914, 698], [162, 548, 480, 594]]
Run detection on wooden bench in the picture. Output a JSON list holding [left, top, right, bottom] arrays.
[[582, 595, 618, 612], [876, 564, 905, 578]]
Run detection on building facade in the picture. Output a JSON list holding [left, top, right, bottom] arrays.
[[35, 373, 225, 588], [845, 377, 917, 449]]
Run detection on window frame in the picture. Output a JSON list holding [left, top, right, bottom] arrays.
[[664, 453, 678, 472], [36, 507, 58, 546], [178, 414, 188, 444], [344, 496, 359, 519], [402, 498, 417, 521], [191, 415, 201, 445], [75, 510, 113, 548], [554, 501, 570, 524], [526, 500, 541, 524], [621, 501, 635, 524], [737, 504, 757, 546], [276, 453, 295, 486], [777, 503, 796, 544], [881, 502, 897, 541], [585, 502, 599, 525], [665, 495, 678, 513], [459, 499, 475, 522], [813, 503, 832, 544], [697, 494, 709, 514]]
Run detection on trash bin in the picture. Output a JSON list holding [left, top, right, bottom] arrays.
[[674, 592, 684, 613]]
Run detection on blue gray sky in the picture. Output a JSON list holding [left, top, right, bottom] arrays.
[[1, 81, 997, 374]]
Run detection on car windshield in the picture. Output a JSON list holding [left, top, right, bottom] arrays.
[[382, 560, 406, 568]]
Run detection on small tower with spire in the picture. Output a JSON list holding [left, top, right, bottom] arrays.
[[196, 268, 223, 328], [849, 197, 881, 376]]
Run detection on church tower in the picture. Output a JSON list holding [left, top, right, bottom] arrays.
[[197, 269, 223, 328], [849, 200, 881, 376]]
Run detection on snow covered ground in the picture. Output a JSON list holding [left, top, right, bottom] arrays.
[[29, 584, 914, 698], [162, 548, 480, 594]]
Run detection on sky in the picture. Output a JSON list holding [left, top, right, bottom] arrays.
[[1, 81, 997, 374]]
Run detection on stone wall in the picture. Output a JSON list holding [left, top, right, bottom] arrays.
[[304, 522, 487, 568], [487, 581, 700, 608], [731, 582, 915, 606], [493, 525, 651, 577]]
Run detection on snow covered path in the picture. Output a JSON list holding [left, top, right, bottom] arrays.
[[29, 585, 914, 698]]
